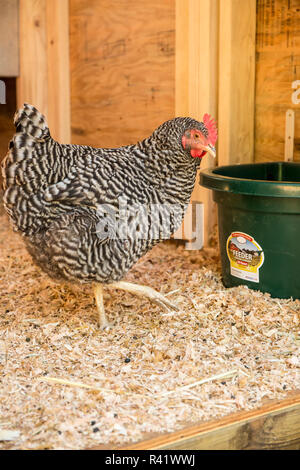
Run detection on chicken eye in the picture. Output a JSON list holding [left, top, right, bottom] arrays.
[[194, 133, 200, 139]]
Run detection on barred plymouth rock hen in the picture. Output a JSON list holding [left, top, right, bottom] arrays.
[[2, 104, 217, 328]]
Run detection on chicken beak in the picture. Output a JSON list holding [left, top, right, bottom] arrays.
[[204, 144, 216, 158]]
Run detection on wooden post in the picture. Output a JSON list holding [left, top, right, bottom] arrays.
[[46, 0, 71, 144], [17, 0, 70, 143], [218, 0, 256, 166], [175, 0, 219, 246]]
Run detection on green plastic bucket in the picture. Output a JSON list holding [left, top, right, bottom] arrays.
[[200, 161, 300, 299]]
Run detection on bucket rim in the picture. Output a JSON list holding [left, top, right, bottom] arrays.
[[200, 161, 300, 198]]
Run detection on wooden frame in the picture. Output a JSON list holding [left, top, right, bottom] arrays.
[[17, 0, 70, 143], [91, 391, 300, 450]]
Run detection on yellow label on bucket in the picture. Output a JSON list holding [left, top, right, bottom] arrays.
[[226, 232, 264, 283]]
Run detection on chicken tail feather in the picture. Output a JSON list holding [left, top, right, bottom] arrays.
[[13, 103, 50, 141], [2, 104, 56, 234], [2, 104, 52, 193]]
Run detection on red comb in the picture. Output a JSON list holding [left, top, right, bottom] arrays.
[[203, 113, 218, 146]]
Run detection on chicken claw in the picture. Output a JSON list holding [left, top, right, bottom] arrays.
[[108, 281, 179, 313]]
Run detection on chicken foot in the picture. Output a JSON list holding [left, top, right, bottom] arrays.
[[94, 281, 179, 329], [109, 281, 180, 312]]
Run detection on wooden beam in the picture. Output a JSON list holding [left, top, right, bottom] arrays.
[[175, 0, 219, 246], [46, 0, 71, 143], [17, 0, 49, 116], [0, 0, 19, 77], [218, 0, 256, 166], [17, 0, 70, 143]]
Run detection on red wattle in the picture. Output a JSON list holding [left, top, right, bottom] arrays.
[[191, 149, 205, 158]]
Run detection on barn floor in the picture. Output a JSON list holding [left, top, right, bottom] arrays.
[[0, 210, 299, 450]]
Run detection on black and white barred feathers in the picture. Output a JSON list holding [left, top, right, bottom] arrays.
[[2, 104, 206, 284]]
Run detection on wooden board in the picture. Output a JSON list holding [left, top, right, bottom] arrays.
[[69, 0, 175, 148], [17, 0, 70, 143], [255, 0, 300, 163], [218, 0, 256, 166], [91, 391, 300, 450], [0, 0, 19, 77], [174, 0, 219, 245]]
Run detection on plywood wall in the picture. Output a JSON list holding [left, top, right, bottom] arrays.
[[255, 0, 300, 162], [69, 0, 175, 148]]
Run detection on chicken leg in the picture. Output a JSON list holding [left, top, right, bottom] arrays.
[[94, 281, 179, 329], [94, 284, 112, 329]]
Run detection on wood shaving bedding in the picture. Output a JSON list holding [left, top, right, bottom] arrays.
[[0, 211, 299, 449]]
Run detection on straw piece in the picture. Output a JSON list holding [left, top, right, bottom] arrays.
[[158, 370, 238, 397], [0, 430, 20, 441], [40, 376, 112, 394]]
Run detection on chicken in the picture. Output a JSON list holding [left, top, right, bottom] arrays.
[[2, 104, 217, 328]]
